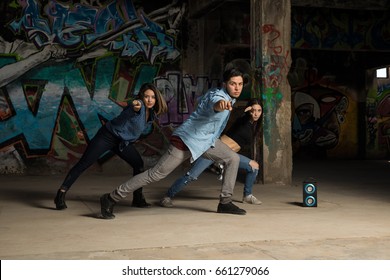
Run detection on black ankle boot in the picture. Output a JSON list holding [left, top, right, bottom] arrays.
[[54, 189, 67, 210], [132, 188, 151, 208], [100, 193, 116, 219]]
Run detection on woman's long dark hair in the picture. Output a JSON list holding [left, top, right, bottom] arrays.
[[137, 83, 168, 116], [243, 98, 262, 137], [244, 98, 262, 162]]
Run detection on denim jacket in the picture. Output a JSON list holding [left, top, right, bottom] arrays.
[[106, 102, 155, 150], [173, 87, 235, 161]]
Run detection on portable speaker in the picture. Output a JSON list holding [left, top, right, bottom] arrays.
[[303, 180, 317, 207]]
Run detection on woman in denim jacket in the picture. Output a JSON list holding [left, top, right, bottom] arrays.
[[54, 83, 167, 210]]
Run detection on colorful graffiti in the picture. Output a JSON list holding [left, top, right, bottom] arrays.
[[1, 0, 185, 88], [291, 7, 390, 51], [366, 78, 390, 158], [261, 24, 290, 91], [258, 23, 291, 156], [8, 0, 182, 60], [262, 24, 290, 90], [289, 57, 358, 158], [292, 85, 349, 157], [0, 0, 192, 174]]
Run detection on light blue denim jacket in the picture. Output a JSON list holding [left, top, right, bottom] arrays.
[[173, 87, 235, 161]]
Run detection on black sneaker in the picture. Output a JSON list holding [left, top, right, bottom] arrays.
[[100, 193, 116, 219], [217, 202, 246, 215], [132, 198, 152, 208], [54, 189, 67, 210]]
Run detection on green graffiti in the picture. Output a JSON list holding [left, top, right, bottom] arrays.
[[262, 87, 282, 153]]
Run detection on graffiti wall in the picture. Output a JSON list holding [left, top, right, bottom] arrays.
[[366, 74, 390, 158], [0, 0, 205, 174], [290, 7, 390, 159], [289, 57, 359, 159], [291, 7, 390, 51], [3, 1, 386, 173]]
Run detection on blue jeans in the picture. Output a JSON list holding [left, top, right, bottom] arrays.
[[166, 153, 258, 198]]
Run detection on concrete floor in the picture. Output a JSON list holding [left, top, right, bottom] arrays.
[[0, 159, 390, 260]]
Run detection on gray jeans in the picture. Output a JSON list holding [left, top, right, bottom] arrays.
[[111, 139, 240, 204]]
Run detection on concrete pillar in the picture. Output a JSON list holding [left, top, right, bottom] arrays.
[[250, 0, 292, 185]]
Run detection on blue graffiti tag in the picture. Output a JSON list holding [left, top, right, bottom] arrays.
[[9, 0, 180, 63]]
